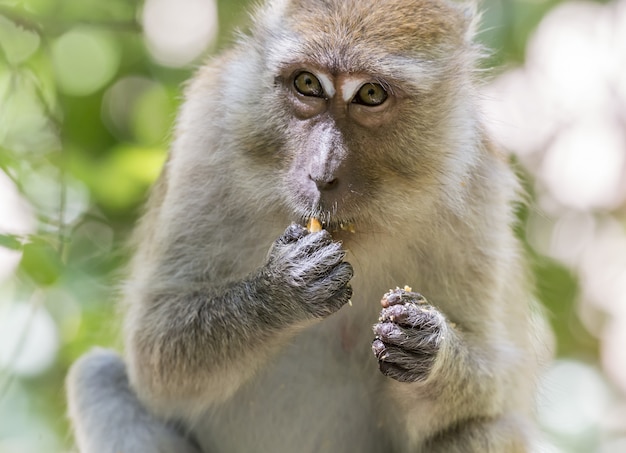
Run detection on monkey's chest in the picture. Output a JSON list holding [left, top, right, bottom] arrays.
[[193, 311, 391, 453]]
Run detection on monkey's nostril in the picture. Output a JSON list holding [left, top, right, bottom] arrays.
[[322, 178, 338, 190], [310, 175, 339, 191]]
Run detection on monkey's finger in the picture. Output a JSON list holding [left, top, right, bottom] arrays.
[[373, 321, 442, 353], [380, 288, 426, 308], [290, 241, 346, 283], [372, 339, 435, 383], [331, 282, 353, 309], [320, 261, 353, 292], [305, 281, 353, 318], [277, 223, 309, 245], [372, 339, 418, 367], [377, 361, 423, 383], [292, 229, 335, 258], [378, 303, 440, 328], [333, 261, 354, 281]]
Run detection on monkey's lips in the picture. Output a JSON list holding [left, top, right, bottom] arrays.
[[297, 214, 357, 235]]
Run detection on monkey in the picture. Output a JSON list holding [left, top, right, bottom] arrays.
[[66, 0, 552, 452]]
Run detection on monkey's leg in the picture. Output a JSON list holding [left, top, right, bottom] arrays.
[[67, 348, 202, 453]]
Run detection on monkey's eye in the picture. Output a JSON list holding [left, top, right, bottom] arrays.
[[353, 83, 388, 106], [294, 72, 325, 98]]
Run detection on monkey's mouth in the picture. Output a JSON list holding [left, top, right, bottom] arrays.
[[295, 212, 357, 235], [317, 219, 357, 235]]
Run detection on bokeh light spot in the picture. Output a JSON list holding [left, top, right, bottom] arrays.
[[51, 27, 120, 96], [102, 76, 175, 145], [538, 360, 612, 437], [0, 15, 41, 65], [0, 170, 34, 283], [0, 302, 60, 377], [142, 0, 218, 67], [603, 318, 626, 395], [540, 117, 626, 211]]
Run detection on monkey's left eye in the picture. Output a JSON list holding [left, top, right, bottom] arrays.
[[353, 83, 388, 106], [294, 72, 325, 98]]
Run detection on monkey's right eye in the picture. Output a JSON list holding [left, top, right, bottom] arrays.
[[294, 72, 324, 98]]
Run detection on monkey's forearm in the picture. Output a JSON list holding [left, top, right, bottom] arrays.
[[427, 326, 512, 413], [373, 290, 525, 423], [127, 225, 353, 415], [378, 318, 529, 452], [424, 311, 533, 423], [127, 274, 304, 413]]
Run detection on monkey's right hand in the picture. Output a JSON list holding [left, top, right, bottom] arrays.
[[262, 223, 353, 319]]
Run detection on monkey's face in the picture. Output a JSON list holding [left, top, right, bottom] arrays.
[[241, 0, 479, 233], [273, 66, 402, 229]]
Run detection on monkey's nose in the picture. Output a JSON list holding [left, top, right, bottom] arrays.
[[310, 175, 339, 191]]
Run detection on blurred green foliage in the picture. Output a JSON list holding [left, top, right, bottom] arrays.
[[0, 0, 607, 451]]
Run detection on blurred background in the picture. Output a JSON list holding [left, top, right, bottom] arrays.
[[0, 0, 625, 451]]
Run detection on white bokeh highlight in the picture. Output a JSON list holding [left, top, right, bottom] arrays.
[[540, 116, 626, 211], [538, 360, 612, 437], [483, 0, 626, 208], [142, 0, 218, 67], [482, 0, 626, 448], [0, 171, 34, 283], [0, 301, 60, 377]]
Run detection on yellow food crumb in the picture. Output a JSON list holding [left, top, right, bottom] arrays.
[[307, 217, 322, 232], [340, 222, 356, 233]]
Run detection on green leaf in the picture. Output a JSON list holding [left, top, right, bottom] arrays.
[[0, 15, 41, 65], [0, 233, 22, 250], [19, 239, 63, 285]]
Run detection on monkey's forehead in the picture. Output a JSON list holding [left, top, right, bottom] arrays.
[[251, 0, 472, 78], [260, 0, 468, 53]]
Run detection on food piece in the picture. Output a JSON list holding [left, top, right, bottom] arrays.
[[339, 222, 356, 234], [307, 217, 323, 233]]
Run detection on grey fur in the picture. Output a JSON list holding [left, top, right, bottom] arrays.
[[66, 0, 552, 452]]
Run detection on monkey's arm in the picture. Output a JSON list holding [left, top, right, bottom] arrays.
[[126, 224, 353, 416], [372, 288, 536, 452]]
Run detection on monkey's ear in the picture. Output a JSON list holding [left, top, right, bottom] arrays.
[[450, 0, 481, 43], [250, 0, 289, 34]]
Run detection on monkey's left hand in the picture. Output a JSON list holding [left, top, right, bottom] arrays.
[[372, 288, 449, 383]]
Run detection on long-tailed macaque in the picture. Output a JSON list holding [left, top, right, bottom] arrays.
[[66, 0, 552, 451]]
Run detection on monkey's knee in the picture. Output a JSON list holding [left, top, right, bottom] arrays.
[[66, 349, 133, 452], [67, 348, 125, 409], [67, 349, 202, 453], [68, 347, 124, 383]]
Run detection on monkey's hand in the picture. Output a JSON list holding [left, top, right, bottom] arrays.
[[371, 288, 448, 383], [263, 223, 353, 319]]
